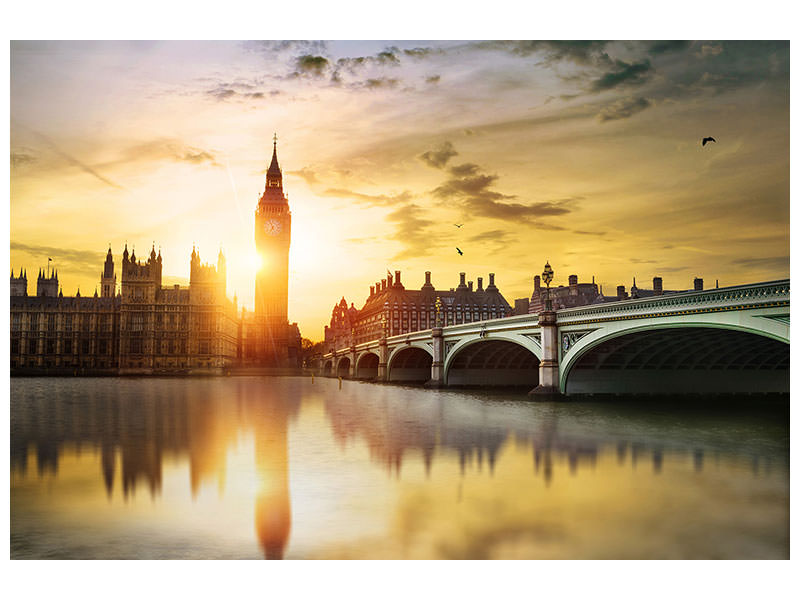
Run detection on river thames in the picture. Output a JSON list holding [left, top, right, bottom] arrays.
[[10, 376, 788, 559]]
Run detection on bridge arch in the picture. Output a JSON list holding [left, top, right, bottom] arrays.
[[560, 317, 789, 395], [444, 334, 541, 386], [387, 344, 433, 383], [335, 356, 351, 378], [355, 351, 380, 379], [322, 359, 333, 376]]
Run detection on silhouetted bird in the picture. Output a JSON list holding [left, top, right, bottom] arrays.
[[456, 247, 463, 256], [454, 223, 463, 228], [702, 136, 716, 146]]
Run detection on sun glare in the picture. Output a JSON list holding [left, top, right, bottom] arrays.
[[247, 252, 263, 272]]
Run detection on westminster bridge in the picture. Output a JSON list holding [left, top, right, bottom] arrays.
[[319, 279, 790, 396]]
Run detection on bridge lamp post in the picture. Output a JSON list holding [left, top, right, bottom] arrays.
[[530, 261, 561, 398], [378, 310, 389, 382], [427, 296, 445, 388], [542, 261, 554, 311]]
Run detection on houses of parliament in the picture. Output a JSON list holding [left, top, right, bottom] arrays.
[[10, 140, 301, 375]]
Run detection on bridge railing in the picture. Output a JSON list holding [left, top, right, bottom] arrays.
[[324, 313, 541, 358], [556, 279, 790, 325]]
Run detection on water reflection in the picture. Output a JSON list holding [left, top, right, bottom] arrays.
[[322, 385, 784, 485], [10, 378, 788, 559], [11, 378, 298, 559]]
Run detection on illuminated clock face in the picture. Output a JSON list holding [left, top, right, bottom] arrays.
[[264, 219, 282, 236]]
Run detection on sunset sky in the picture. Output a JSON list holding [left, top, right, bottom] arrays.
[[10, 40, 789, 339]]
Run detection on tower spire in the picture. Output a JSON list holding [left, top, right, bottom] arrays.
[[267, 133, 281, 178]]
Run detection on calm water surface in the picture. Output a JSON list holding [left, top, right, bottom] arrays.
[[10, 376, 788, 559]]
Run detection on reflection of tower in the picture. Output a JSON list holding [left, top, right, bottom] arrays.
[[253, 398, 292, 559], [254, 135, 292, 365]]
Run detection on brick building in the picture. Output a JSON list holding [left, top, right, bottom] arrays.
[[324, 270, 512, 350]]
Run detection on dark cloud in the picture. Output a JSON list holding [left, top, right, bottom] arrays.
[[433, 173, 508, 201], [730, 256, 789, 271], [648, 41, 691, 55], [386, 204, 439, 260], [573, 230, 606, 236], [634, 41, 788, 104], [418, 141, 458, 169], [591, 59, 652, 91], [294, 54, 330, 77], [204, 79, 270, 102], [462, 197, 571, 226], [207, 87, 237, 101], [679, 41, 788, 95], [334, 56, 368, 74], [244, 40, 328, 56], [432, 161, 572, 226], [425, 75, 441, 84], [359, 77, 399, 89], [376, 49, 400, 65], [11, 241, 106, 279], [402, 47, 441, 59], [448, 163, 479, 177], [288, 167, 319, 185], [321, 188, 412, 207], [630, 258, 657, 264], [597, 96, 652, 122], [477, 41, 611, 66], [333, 47, 403, 78]]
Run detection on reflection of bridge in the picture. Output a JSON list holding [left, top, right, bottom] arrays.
[[319, 280, 789, 395], [323, 385, 786, 485]]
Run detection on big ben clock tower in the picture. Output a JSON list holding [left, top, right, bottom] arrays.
[[254, 134, 293, 364]]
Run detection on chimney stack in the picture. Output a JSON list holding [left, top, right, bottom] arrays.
[[568, 274, 578, 286], [459, 272, 466, 286], [381, 278, 386, 291], [488, 273, 496, 288], [694, 277, 703, 291], [387, 272, 393, 286], [477, 277, 483, 291], [370, 285, 375, 296], [425, 271, 431, 285], [653, 277, 663, 295], [468, 281, 473, 292], [534, 275, 541, 291], [617, 285, 627, 299], [394, 270, 401, 287]]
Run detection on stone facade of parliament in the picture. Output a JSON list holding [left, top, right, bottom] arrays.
[[10, 142, 301, 375]]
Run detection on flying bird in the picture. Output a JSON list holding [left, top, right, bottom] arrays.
[[702, 136, 716, 146], [456, 247, 463, 256], [454, 223, 463, 228]]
